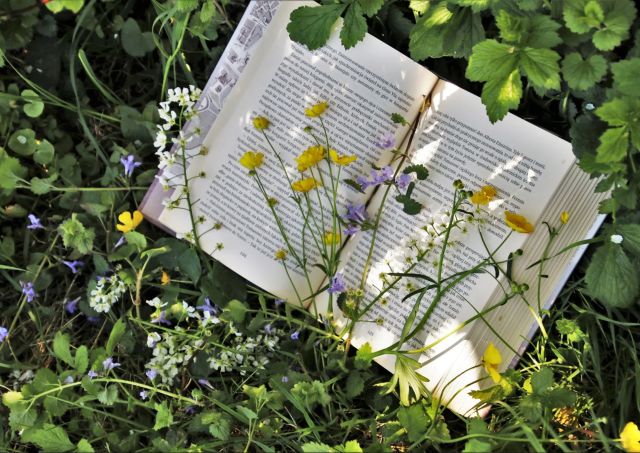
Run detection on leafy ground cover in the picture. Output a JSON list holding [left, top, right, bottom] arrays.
[[0, 0, 639, 451]]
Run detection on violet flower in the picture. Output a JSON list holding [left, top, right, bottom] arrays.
[[65, 297, 80, 314], [20, 281, 36, 303], [328, 273, 346, 294], [0, 327, 8, 343], [87, 370, 98, 379], [396, 173, 412, 190], [344, 204, 367, 223], [290, 330, 300, 341], [344, 225, 360, 236], [375, 131, 396, 149], [146, 369, 158, 380], [196, 297, 219, 315], [62, 260, 84, 274], [120, 155, 142, 177], [26, 214, 43, 230], [102, 357, 121, 371]]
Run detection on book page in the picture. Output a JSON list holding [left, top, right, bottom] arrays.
[[337, 80, 579, 414], [156, 1, 439, 303]]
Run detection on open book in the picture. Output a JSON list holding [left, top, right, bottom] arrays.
[[141, 0, 606, 415]]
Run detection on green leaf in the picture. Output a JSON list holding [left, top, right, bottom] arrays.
[[154, 402, 174, 430], [287, 4, 347, 50], [22, 424, 74, 452], [21, 89, 44, 118], [358, 0, 384, 17], [178, 248, 201, 283], [34, 139, 55, 165], [53, 332, 74, 366], [302, 443, 334, 453], [355, 342, 373, 369], [124, 231, 147, 251], [563, 0, 604, 34], [202, 411, 231, 441], [397, 404, 429, 442], [596, 127, 629, 163], [496, 12, 562, 48], [466, 40, 518, 82], [97, 385, 118, 406], [481, 69, 523, 123], [612, 58, 640, 97], [237, 406, 258, 422], [58, 214, 95, 255], [341, 2, 367, 49], [616, 224, 640, 256], [8, 129, 37, 156], [403, 164, 429, 180], [463, 419, 493, 452], [30, 175, 57, 195], [530, 367, 553, 393], [0, 152, 27, 190], [592, 0, 636, 51], [561, 52, 607, 90], [76, 439, 95, 453], [223, 299, 247, 324], [519, 47, 561, 90], [585, 242, 639, 308], [121, 18, 155, 57], [452, 0, 492, 12], [395, 193, 423, 215], [45, 0, 84, 14], [106, 318, 127, 355], [345, 372, 365, 398], [75, 346, 88, 374], [334, 439, 363, 453], [469, 384, 505, 403]]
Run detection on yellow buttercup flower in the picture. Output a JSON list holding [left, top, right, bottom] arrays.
[[305, 101, 328, 117], [252, 116, 270, 130], [291, 177, 320, 193], [329, 149, 357, 166], [470, 185, 497, 205], [116, 210, 143, 233], [621, 422, 640, 452], [482, 342, 502, 384], [274, 249, 288, 261], [560, 211, 569, 224], [239, 151, 264, 171], [161, 270, 170, 285], [324, 231, 341, 245], [295, 145, 325, 172], [504, 211, 534, 233]]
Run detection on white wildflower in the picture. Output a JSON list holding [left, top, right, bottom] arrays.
[[147, 332, 161, 348], [611, 234, 623, 244], [89, 275, 127, 313]]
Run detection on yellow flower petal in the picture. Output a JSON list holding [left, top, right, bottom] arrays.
[[252, 116, 270, 130], [132, 210, 143, 228], [161, 270, 170, 285], [291, 177, 320, 193], [621, 422, 640, 453], [487, 365, 502, 384], [116, 210, 143, 233], [560, 211, 569, 224], [305, 101, 328, 117], [329, 149, 357, 166], [483, 342, 502, 366], [295, 145, 325, 172], [239, 151, 264, 171], [504, 211, 534, 233], [470, 185, 497, 205]]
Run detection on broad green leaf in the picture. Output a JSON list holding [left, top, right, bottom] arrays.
[[562, 53, 607, 90], [340, 2, 367, 49], [409, 0, 430, 14], [8, 129, 37, 156], [34, 139, 55, 165], [154, 402, 174, 430], [202, 411, 231, 441], [585, 243, 639, 307], [121, 18, 154, 57], [530, 367, 553, 393], [397, 404, 429, 442], [53, 331, 74, 366], [358, 0, 384, 17], [596, 127, 629, 163], [519, 47, 561, 90], [237, 406, 257, 421], [76, 439, 95, 453], [287, 4, 347, 50], [22, 424, 74, 452], [592, 0, 636, 51], [75, 345, 88, 374], [466, 40, 518, 82], [45, 0, 84, 14], [302, 443, 334, 453], [463, 419, 493, 452], [97, 385, 118, 405], [0, 152, 27, 190], [223, 299, 247, 324], [563, 0, 603, 33], [178, 247, 201, 283], [124, 231, 147, 251], [496, 12, 561, 48], [334, 440, 363, 453], [452, 0, 492, 12], [106, 318, 127, 355], [30, 175, 58, 195], [481, 69, 523, 123], [345, 372, 365, 398], [616, 224, 640, 256], [611, 58, 640, 97], [21, 89, 44, 118]]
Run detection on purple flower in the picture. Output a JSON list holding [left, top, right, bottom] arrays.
[[372, 166, 394, 185], [198, 378, 213, 388], [62, 260, 84, 274], [344, 225, 360, 236], [281, 376, 289, 383], [65, 297, 80, 314], [120, 155, 142, 177], [396, 173, 412, 191], [20, 281, 36, 303], [0, 327, 8, 343], [114, 236, 126, 249], [87, 316, 101, 324], [328, 273, 346, 294], [290, 330, 300, 341], [375, 131, 396, 149], [344, 204, 367, 223], [139, 390, 149, 400], [102, 357, 121, 371], [151, 310, 171, 326], [356, 175, 371, 190], [63, 376, 74, 384], [185, 406, 196, 415], [274, 299, 285, 307], [26, 214, 43, 230], [196, 297, 219, 315], [87, 370, 98, 379], [264, 324, 275, 335], [146, 369, 157, 380]]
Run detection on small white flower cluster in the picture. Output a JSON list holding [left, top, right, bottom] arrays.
[[208, 325, 281, 376], [146, 329, 203, 384], [89, 274, 127, 313]]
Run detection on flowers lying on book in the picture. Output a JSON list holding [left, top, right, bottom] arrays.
[[291, 177, 321, 193], [239, 151, 265, 171], [304, 101, 328, 117], [504, 211, 535, 234]]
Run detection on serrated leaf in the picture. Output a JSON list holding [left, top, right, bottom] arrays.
[[395, 193, 423, 214], [302, 443, 334, 453], [496, 12, 561, 48], [466, 40, 519, 82], [58, 214, 95, 255], [562, 53, 607, 90], [22, 424, 74, 452], [154, 402, 173, 430], [53, 331, 74, 366], [592, 0, 636, 51], [563, 0, 603, 33], [596, 127, 629, 163], [481, 68, 523, 122], [519, 47, 561, 90], [124, 231, 147, 251], [341, 2, 367, 49], [453, 0, 492, 12], [358, 0, 384, 17], [76, 439, 95, 453], [530, 367, 553, 393], [585, 243, 639, 308], [616, 224, 640, 256], [345, 372, 365, 398], [287, 4, 347, 50], [611, 58, 640, 97], [397, 404, 429, 442], [202, 411, 231, 441], [335, 440, 363, 453], [355, 342, 373, 369], [0, 152, 27, 189], [403, 164, 429, 180]]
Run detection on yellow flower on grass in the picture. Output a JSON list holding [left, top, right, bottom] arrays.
[[161, 270, 170, 285], [329, 149, 357, 166], [116, 210, 143, 233], [482, 342, 502, 384], [274, 249, 288, 261], [505, 211, 534, 233], [470, 185, 497, 205], [305, 101, 328, 117], [252, 116, 270, 130], [292, 177, 320, 193], [560, 211, 569, 224], [621, 422, 640, 452], [239, 151, 264, 171], [296, 145, 325, 172], [324, 231, 341, 245]]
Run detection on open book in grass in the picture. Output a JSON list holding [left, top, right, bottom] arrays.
[[141, 0, 606, 415]]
